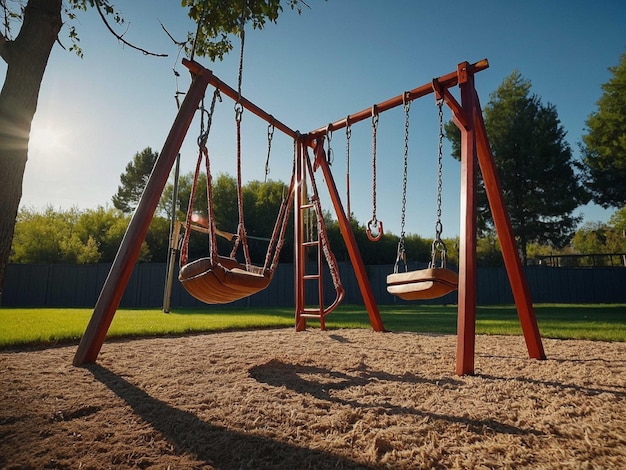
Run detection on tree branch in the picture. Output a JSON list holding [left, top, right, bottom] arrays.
[[94, 0, 167, 57], [159, 19, 187, 48]]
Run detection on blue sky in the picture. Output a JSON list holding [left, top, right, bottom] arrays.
[[5, 0, 625, 239]]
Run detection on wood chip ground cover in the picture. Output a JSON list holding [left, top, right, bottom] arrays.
[[1, 329, 624, 469]]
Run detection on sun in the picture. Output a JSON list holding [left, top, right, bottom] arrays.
[[28, 119, 71, 157]]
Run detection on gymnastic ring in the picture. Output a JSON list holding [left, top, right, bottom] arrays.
[[367, 218, 384, 242]]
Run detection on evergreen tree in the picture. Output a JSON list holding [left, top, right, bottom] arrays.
[[112, 147, 159, 213], [580, 52, 626, 208], [446, 71, 589, 264]]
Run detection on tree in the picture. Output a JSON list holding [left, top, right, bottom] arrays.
[[11, 206, 101, 264], [445, 71, 589, 264], [580, 52, 626, 209], [163, 172, 294, 263], [112, 147, 159, 213], [0, 0, 306, 303], [10, 205, 163, 264], [609, 206, 626, 237]]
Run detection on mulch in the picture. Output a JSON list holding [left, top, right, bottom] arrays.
[[1, 328, 625, 469]]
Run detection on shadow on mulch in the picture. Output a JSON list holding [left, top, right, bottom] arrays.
[[249, 359, 544, 437], [87, 363, 374, 469]]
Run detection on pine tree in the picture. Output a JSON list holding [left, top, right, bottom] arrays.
[[580, 52, 626, 208], [112, 147, 159, 213], [446, 71, 589, 264]]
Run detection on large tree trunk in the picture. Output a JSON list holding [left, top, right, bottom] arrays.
[[0, 0, 61, 303]]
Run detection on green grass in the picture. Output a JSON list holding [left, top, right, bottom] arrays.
[[0, 304, 624, 350]]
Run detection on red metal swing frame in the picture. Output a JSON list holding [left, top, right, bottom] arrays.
[[73, 58, 545, 375]]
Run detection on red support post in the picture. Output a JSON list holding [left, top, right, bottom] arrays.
[[472, 97, 546, 360], [453, 62, 479, 375], [73, 66, 212, 366], [294, 140, 307, 331], [312, 141, 385, 332]]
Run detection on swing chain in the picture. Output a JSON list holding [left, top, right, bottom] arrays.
[[430, 98, 448, 269], [345, 118, 351, 220], [326, 123, 334, 165], [394, 93, 411, 273], [198, 88, 222, 148], [264, 121, 274, 182], [234, 0, 246, 122], [367, 105, 383, 241]]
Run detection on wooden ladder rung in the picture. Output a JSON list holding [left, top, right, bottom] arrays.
[[300, 312, 322, 318]]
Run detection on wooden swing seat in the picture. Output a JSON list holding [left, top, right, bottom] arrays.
[[387, 267, 458, 300], [179, 256, 272, 304]]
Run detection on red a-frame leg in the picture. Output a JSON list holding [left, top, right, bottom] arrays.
[[73, 66, 212, 366], [451, 63, 545, 375], [472, 95, 546, 361]]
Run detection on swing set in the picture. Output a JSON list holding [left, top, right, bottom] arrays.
[[73, 47, 545, 375]]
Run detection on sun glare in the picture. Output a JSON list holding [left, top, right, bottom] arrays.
[[28, 121, 71, 158]]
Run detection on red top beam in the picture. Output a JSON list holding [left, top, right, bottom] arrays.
[[183, 58, 300, 141], [306, 59, 489, 143], [184, 58, 489, 147]]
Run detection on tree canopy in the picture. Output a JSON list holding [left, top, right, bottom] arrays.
[[580, 52, 626, 209], [0, 0, 308, 302], [10, 206, 154, 264], [446, 70, 589, 264]]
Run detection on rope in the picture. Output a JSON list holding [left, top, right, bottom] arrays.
[[180, 89, 221, 267], [305, 152, 343, 292], [230, 0, 251, 267]]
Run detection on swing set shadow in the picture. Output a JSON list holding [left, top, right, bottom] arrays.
[[73, 57, 546, 376]]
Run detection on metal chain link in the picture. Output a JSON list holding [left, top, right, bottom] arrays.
[[435, 99, 444, 240], [264, 122, 274, 182], [198, 88, 222, 148], [394, 93, 411, 273], [234, 0, 245, 120], [371, 106, 379, 223], [345, 119, 351, 219], [400, 95, 410, 242], [366, 105, 384, 241], [431, 98, 448, 268], [326, 124, 334, 165]]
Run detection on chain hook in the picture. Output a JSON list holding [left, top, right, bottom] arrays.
[[430, 238, 448, 269], [367, 218, 384, 242]]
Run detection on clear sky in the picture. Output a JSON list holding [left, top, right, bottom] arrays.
[[5, 0, 625, 239]]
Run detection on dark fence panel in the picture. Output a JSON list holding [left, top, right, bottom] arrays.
[[3, 263, 626, 308]]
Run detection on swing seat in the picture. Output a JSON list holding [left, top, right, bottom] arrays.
[[179, 256, 272, 304], [387, 267, 458, 301]]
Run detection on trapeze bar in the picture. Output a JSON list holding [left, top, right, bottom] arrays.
[[183, 58, 300, 141], [307, 58, 489, 141]]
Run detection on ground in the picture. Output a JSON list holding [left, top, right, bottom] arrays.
[[1, 329, 625, 469]]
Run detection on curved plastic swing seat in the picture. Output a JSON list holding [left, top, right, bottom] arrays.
[[387, 267, 458, 301], [179, 256, 272, 304]]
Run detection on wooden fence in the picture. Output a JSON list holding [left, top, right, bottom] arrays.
[[3, 262, 625, 308]]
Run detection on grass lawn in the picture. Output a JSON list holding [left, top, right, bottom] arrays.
[[0, 304, 624, 350]]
